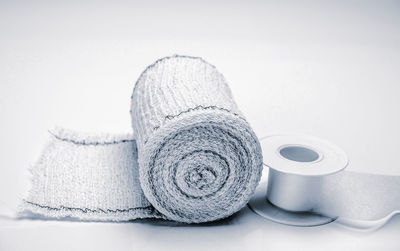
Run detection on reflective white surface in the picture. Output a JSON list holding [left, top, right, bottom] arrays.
[[248, 180, 336, 227], [1, 0, 399, 250]]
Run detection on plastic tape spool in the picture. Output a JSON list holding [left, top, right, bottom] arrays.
[[248, 134, 400, 228]]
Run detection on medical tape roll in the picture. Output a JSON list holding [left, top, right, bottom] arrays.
[[252, 134, 400, 228], [20, 55, 263, 223]]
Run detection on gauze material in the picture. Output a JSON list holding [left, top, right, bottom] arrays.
[[20, 55, 263, 223]]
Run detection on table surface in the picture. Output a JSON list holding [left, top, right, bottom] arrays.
[[1, 1, 399, 250]]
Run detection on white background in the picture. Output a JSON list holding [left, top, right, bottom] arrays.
[[0, 0, 399, 250]]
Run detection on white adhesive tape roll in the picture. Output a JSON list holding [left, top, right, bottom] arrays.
[[249, 134, 400, 229]]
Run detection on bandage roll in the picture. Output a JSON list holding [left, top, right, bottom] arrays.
[[131, 56, 263, 222], [21, 56, 263, 223]]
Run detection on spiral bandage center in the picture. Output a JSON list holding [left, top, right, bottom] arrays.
[[143, 120, 260, 222], [175, 150, 230, 198]]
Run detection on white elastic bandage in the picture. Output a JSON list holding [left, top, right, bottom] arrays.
[[21, 55, 263, 223]]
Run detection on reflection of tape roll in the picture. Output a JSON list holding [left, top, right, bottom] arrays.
[[249, 134, 400, 228]]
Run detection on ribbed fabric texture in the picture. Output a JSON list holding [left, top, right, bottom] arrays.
[[131, 55, 242, 145], [21, 128, 165, 221], [21, 55, 263, 223]]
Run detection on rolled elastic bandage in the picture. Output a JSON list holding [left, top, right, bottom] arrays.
[[21, 55, 263, 223]]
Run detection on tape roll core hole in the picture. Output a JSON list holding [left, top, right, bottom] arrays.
[[279, 146, 320, 163]]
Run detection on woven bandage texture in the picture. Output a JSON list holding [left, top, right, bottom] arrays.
[[21, 55, 263, 223]]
